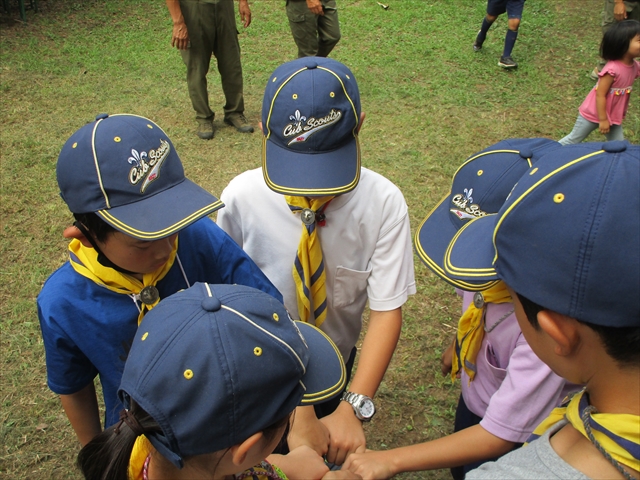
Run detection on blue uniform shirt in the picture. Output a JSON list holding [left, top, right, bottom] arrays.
[[37, 218, 281, 427]]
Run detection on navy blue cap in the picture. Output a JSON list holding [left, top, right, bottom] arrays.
[[443, 141, 639, 327], [119, 283, 346, 468], [415, 138, 561, 290], [262, 57, 361, 196], [57, 114, 223, 240]]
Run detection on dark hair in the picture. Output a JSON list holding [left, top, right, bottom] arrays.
[[73, 212, 116, 243], [516, 293, 640, 368], [600, 19, 640, 61], [77, 399, 292, 480]]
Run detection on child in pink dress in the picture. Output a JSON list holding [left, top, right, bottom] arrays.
[[559, 19, 640, 145]]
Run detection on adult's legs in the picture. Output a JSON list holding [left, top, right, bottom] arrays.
[[286, 0, 322, 57], [316, 0, 341, 57], [180, 0, 214, 123], [211, 0, 245, 120]]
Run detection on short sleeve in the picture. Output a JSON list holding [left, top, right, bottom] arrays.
[[37, 299, 98, 394], [479, 334, 567, 443], [366, 195, 416, 311]]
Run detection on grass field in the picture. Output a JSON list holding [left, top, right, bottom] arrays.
[[1, 0, 638, 478]]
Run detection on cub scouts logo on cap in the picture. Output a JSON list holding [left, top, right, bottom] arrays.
[[451, 187, 488, 221], [284, 109, 342, 145], [128, 139, 170, 193]]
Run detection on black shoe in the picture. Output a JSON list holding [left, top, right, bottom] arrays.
[[224, 114, 254, 133], [196, 121, 214, 140], [498, 56, 518, 69], [473, 31, 484, 52]]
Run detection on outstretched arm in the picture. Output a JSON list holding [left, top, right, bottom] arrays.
[[343, 424, 516, 479], [321, 307, 402, 466]]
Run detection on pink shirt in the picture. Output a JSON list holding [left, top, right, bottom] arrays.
[[458, 291, 579, 443], [579, 59, 640, 125]]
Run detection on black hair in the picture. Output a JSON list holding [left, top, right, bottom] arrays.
[[77, 399, 292, 480], [516, 293, 640, 368], [600, 19, 640, 61], [73, 212, 116, 244]]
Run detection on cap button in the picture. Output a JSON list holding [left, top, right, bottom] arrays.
[[202, 296, 221, 312], [95, 113, 109, 121], [306, 61, 318, 69], [519, 148, 533, 159], [602, 141, 626, 153]]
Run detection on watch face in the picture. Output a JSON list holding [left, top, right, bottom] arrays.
[[359, 398, 375, 418]]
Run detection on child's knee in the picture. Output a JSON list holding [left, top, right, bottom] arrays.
[[507, 18, 520, 30]]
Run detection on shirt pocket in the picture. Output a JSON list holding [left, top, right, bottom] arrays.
[[484, 342, 507, 383], [333, 265, 372, 309]]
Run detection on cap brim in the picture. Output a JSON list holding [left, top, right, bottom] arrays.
[[262, 136, 360, 196], [295, 322, 346, 405], [96, 178, 223, 240], [441, 214, 501, 290]]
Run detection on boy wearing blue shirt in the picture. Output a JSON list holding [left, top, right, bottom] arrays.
[[38, 114, 281, 446]]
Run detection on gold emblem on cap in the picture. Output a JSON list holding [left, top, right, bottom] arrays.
[[141, 332, 149, 341], [273, 313, 279, 321], [292, 93, 298, 100], [554, 193, 565, 203], [530, 167, 539, 175], [114, 137, 121, 142], [254, 347, 263, 356], [477, 170, 483, 176], [184, 369, 193, 380]]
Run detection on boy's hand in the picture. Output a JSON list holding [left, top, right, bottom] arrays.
[[342, 449, 396, 480], [323, 471, 364, 479], [287, 406, 330, 457], [440, 337, 455, 377], [270, 446, 330, 480], [320, 401, 366, 465], [599, 119, 611, 134]]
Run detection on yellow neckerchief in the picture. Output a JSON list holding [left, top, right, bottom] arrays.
[[526, 388, 640, 474], [285, 195, 334, 328], [451, 281, 511, 383], [68, 237, 178, 325], [128, 435, 153, 480]]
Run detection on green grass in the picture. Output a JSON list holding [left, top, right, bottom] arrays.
[[1, 0, 638, 478]]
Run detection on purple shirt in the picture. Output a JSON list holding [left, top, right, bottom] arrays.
[[458, 291, 579, 443]]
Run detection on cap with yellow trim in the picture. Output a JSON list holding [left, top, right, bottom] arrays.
[[56, 114, 223, 240], [415, 138, 561, 290], [262, 57, 361, 197], [119, 283, 346, 468], [443, 141, 639, 328]]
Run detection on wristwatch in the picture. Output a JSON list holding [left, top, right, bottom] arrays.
[[341, 391, 376, 421]]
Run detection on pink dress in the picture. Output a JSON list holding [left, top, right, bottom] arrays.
[[579, 59, 640, 125]]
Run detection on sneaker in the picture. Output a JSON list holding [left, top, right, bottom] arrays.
[[224, 114, 254, 133], [196, 121, 214, 140], [498, 56, 518, 69], [473, 31, 484, 52], [588, 67, 600, 81]]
